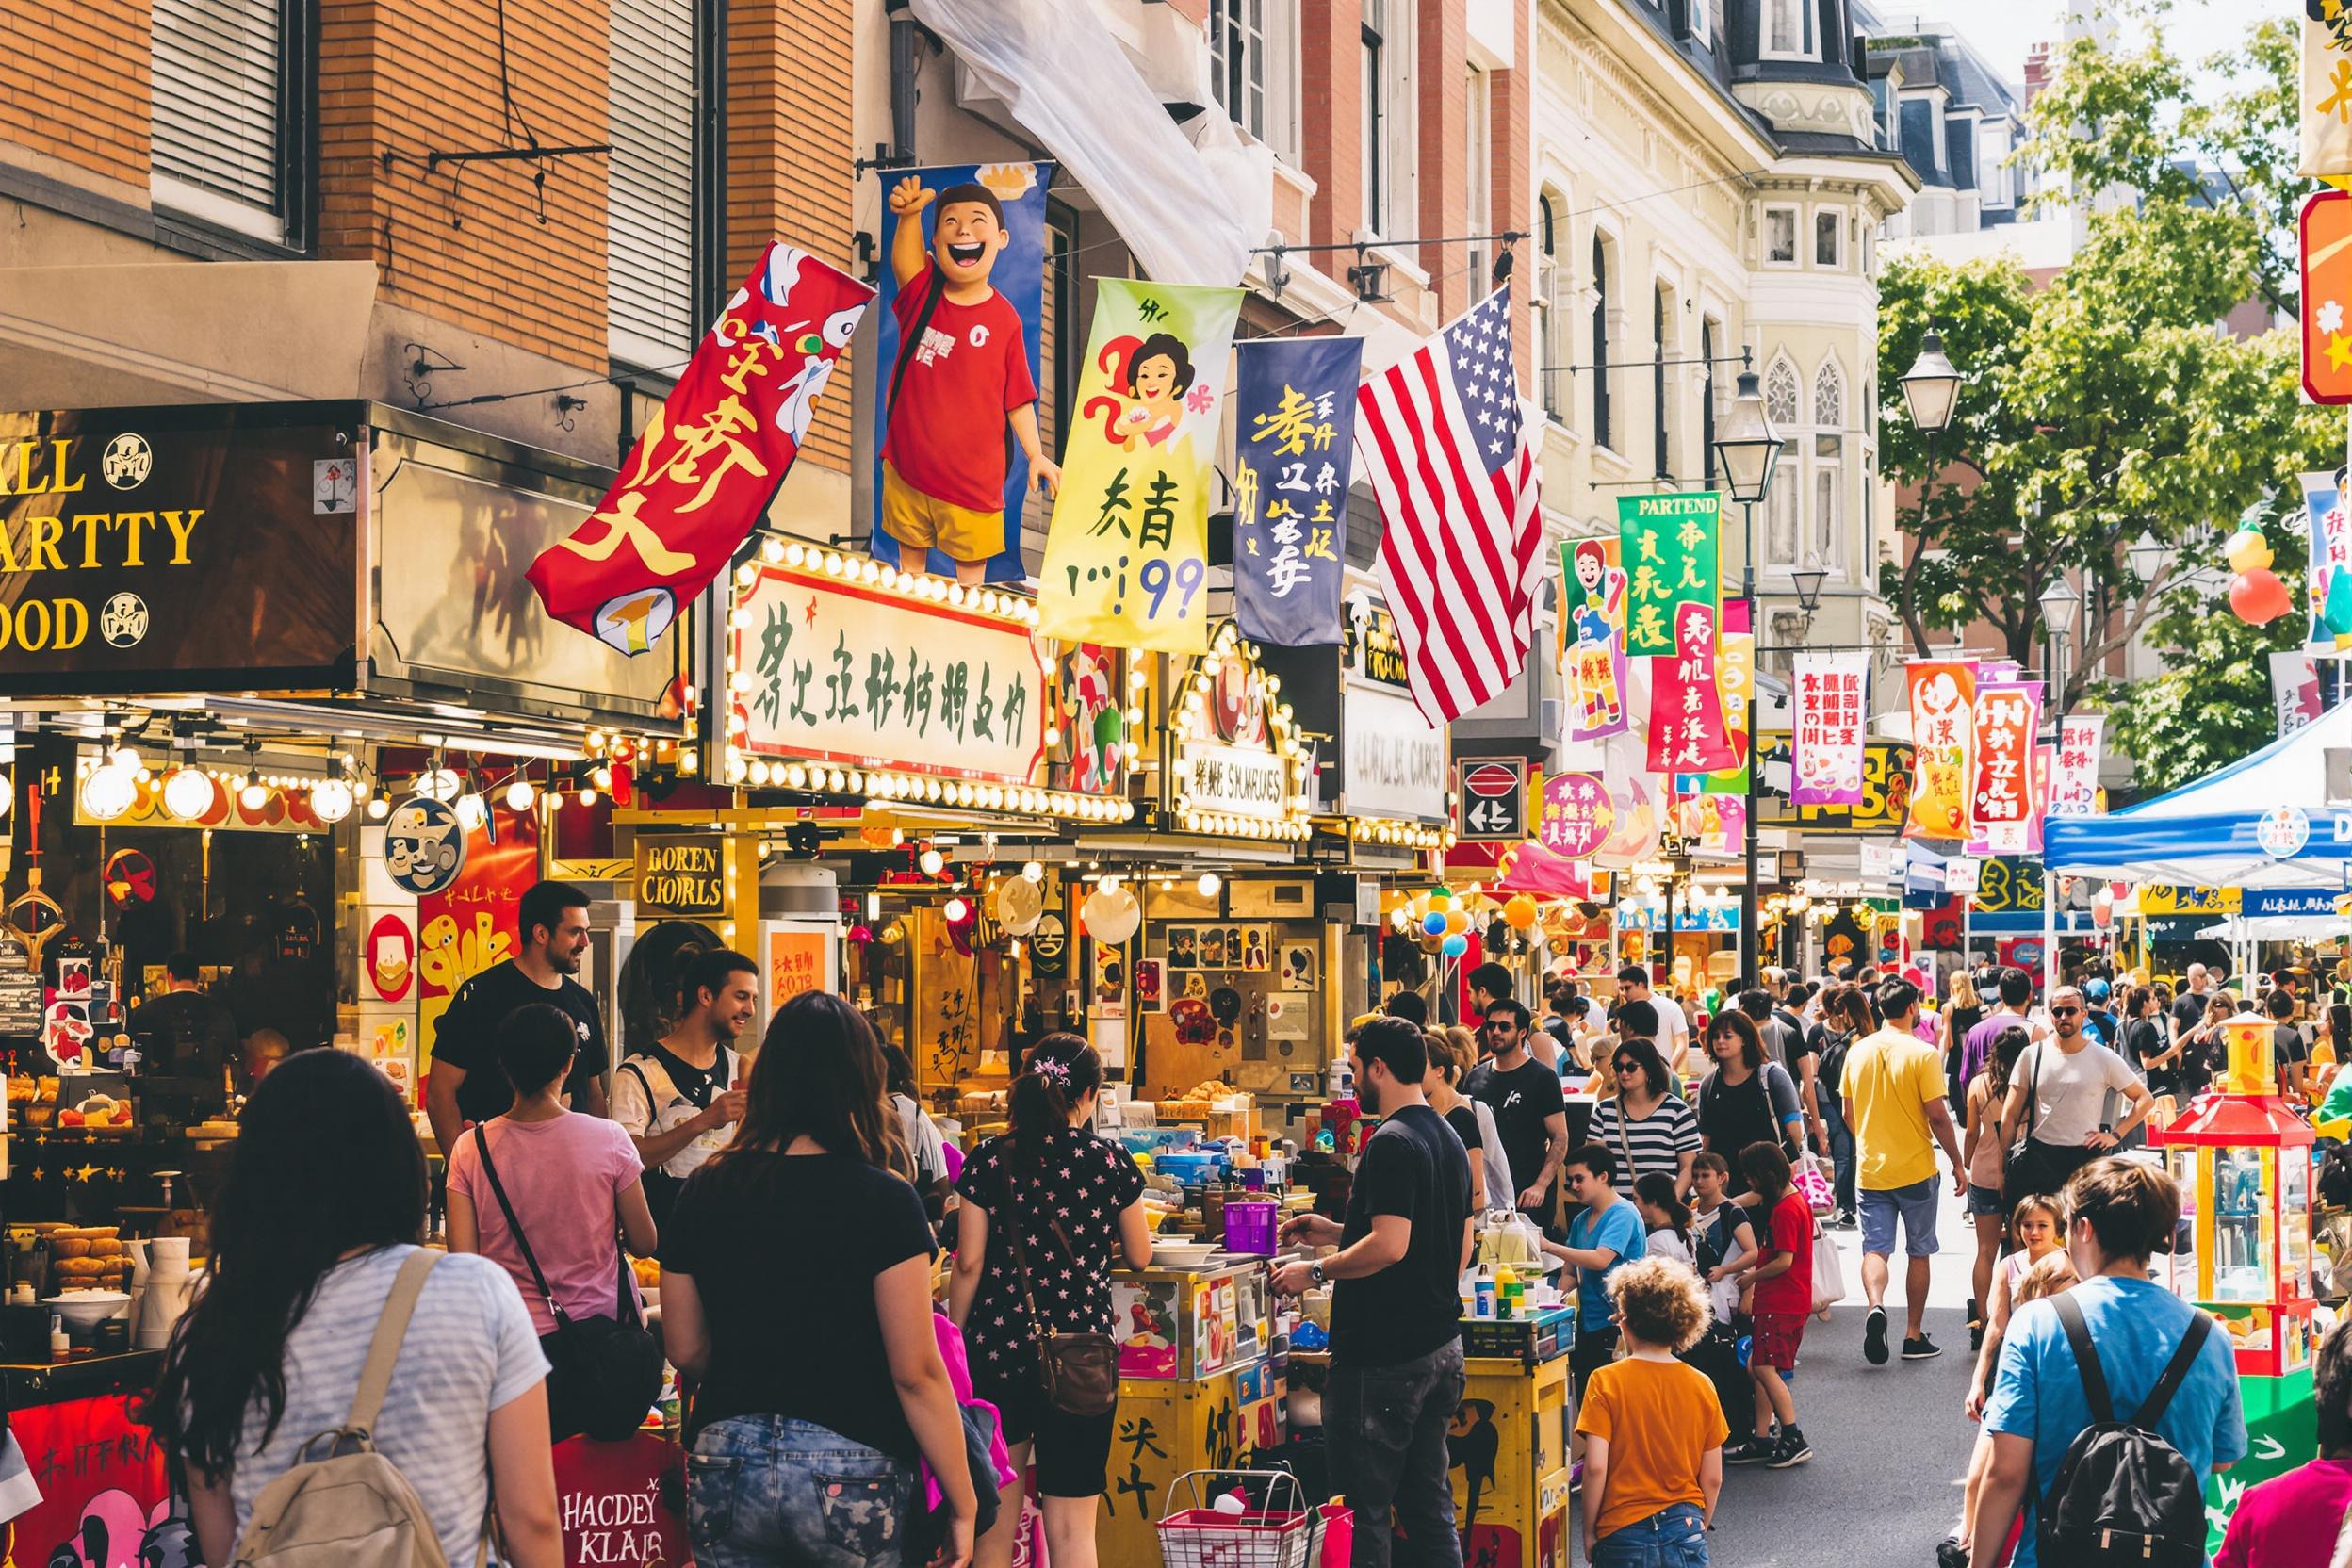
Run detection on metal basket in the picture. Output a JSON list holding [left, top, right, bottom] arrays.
[[1155, 1470, 1318, 1568]]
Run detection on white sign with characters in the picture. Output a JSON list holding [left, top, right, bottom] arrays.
[[1180, 740, 1287, 821]]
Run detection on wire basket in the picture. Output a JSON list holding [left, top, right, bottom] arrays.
[[1156, 1470, 1319, 1568]]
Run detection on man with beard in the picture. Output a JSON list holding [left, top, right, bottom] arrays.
[[1277, 1018, 1473, 1568], [610, 947, 756, 1225], [427, 880, 611, 1152]]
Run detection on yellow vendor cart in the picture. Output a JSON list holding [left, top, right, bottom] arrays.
[[1455, 1307, 1575, 1568]]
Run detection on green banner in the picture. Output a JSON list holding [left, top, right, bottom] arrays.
[[1617, 491, 1722, 656]]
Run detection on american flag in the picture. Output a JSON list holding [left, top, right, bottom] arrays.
[[1357, 286, 1544, 726]]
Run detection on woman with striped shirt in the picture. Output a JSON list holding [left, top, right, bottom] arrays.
[[1587, 1036, 1700, 1192]]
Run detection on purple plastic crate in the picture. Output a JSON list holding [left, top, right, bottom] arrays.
[[1223, 1200, 1279, 1255]]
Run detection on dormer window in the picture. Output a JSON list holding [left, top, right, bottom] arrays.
[[1762, 0, 1811, 59]]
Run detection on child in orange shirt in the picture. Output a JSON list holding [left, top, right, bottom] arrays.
[[1575, 1257, 1728, 1566]]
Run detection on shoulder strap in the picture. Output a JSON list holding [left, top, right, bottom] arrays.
[[886, 267, 950, 426], [2021, 1042, 2046, 1139], [2050, 1291, 2115, 1426], [347, 1250, 441, 1435], [473, 1125, 570, 1329], [997, 1167, 1053, 1344], [2132, 1310, 2213, 1430]]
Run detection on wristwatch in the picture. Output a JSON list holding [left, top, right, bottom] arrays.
[[1308, 1261, 1328, 1288]]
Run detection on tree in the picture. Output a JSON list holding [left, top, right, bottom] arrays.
[[1876, 12, 2338, 790]]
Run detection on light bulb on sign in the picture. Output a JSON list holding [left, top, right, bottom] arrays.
[[454, 793, 487, 828], [1197, 873, 1221, 897], [237, 768, 269, 810], [919, 848, 946, 876], [80, 764, 135, 821], [367, 794, 390, 820], [309, 776, 354, 824], [162, 766, 213, 821], [1022, 860, 1045, 883]]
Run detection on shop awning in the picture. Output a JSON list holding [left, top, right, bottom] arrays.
[[2042, 698, 2352, 889]]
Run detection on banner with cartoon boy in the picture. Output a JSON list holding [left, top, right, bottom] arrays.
[[1036, 279, 1243, 654], [1232, 335, 1361, 646], [1557, 536, 1629, 742], [870, 162, 1056, 586]]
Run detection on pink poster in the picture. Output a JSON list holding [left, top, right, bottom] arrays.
[[1792, 651, 1869, 806], [1644, 599, 1737, 775]]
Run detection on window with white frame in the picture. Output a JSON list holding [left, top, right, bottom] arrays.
[[1537, 193, 1565, 420], [1761, 0, 1809, 58], [1686, 0, 1713, 46], [152, 0, 302, 244], [1465, 67, 1492, 291], [1212, 0, 1299, 163], [1763, 358, 1802, 566], [1808, 359, 1847, 574], [1814, 209, 1842, 269], [1360, 0, 1415, 237], [1763, 205, 1799, 266], [1979, 122, 2012, 206]]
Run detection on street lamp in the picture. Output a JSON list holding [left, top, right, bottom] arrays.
[[1712, 370, 1786, 985], [2126, 529, 2165, 589], [1900, 331, 1964, 435], [2038, 573, 2080, 712], [1789, 569, 1828, 614]]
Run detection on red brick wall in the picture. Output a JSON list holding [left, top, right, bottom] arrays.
[[1415, 0, 1466, 317], [1299, 0, 1362, 250], [0, 2, 150, 186]]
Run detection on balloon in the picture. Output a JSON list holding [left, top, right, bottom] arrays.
[[2224, 527, 2273, 575], [1441, 933, 1470, 957], [1445, 909, 1470, 935], [2230, 567, 2293, 626], [1428, 887, 1454, 906], [1422, 911, 1449, 936], [1504, 893, 1540, 930]]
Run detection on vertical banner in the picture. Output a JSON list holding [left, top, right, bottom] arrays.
[[2305, 469, 2352, 650], [1668, 788, 1744, 858], [527, 243, 872, 653], [1966, 681, 2041, 857], [2272, 648, 2326, 737], [871, 162, 1055, 583], [2023, 744, 2052, 858], [1905, 660, 1977, 840], [1036, 280, 1244, 653], [1559, 537, 1631, 740], [1683, 597, 1752, 793], [417, 802, 541, 1057], [1792, 650, 1870, 806], [1232, 336, 1362, 645], [2301, 193, 2352, 404], [2050, 712, 2105, 818], [1617, 492, 1721, 657], [1646, 600, 1737, 775], [2303, 10, 2352, 178]]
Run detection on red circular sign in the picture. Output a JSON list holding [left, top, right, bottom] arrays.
[[1538, 773, 1615, 859], [367, 913, 416, 1002]]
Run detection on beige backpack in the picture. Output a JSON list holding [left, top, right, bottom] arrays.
[[230, 1250, 489, 1568]]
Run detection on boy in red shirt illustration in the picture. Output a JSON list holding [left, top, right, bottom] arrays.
[[882, 174, 1060, 584]]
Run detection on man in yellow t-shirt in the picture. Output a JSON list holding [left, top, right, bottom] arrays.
[[1841, 977, 1966, 1367]]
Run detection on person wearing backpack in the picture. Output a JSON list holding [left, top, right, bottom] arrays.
[[608, 947, 755, 1228], [1969, 1158, 2246, 1568], [142, 1048, 562, 1568]]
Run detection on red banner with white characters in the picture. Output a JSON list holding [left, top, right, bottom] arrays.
[[1645, 600, 1737, 775], [1904, 660, 1977, 840], [527, 242, 874, 655], [5, 1396, 173, 1568], [1967, 680, 2041, 855]]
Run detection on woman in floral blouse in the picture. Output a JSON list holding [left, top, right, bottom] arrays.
[[951, 1034, 1152, 1568]]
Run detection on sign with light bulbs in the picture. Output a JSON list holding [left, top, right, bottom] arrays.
[[71, 753, 350, 833]]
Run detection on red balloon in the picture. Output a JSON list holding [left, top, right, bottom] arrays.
[[2230, 568, 2293, 626]]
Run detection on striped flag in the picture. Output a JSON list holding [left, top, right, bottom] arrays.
[[1357, 286, 1544, 725]]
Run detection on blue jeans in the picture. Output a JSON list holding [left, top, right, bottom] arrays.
[[1591, 1502, 1709, 1566], [1818, 1094, 1856, 1214], [688, 1414, 917, 1568]]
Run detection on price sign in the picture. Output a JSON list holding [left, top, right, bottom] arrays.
[[1458, 758, 1527, 841]]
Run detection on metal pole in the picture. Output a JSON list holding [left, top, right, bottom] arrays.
[[1741, 498, 1760, 984], [2043, 629, 2066, 1000]]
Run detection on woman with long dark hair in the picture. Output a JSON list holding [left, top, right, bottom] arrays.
[[1812, 986, 1873, 1226], [142, 1050, 562, 1568], [659, 991, 975, 1568], [1587, 1036, 1700, 1190], [1961, 1025, 2031, 1351], [951, 1035, 1151, 1568], [1694, 1012, 1804, 1199]]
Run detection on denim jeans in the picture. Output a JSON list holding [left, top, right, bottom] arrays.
[[1590, 1502, 1709, 1567], [687, 1414, 917, 1568], [1325, 1341, 1467, 1568], [1819, 1093, 1856, 1214]]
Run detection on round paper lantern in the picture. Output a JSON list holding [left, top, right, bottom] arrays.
[[1080, 885, 1141, 944], [2230, 567, 2293, 626], [1440, 933, 1469, 957], [1422, 911, 1448, 936], [1504, 894, 1540, 930], [997, 875, 1045, 937]]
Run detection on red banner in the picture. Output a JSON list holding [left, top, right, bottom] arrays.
[[1967, 680, 2041, 855], [1645, 600, 1737, 775], [1904, 660, 1977, 840], [6, 1396, 172, 1568], [528, 243, 874, 655]]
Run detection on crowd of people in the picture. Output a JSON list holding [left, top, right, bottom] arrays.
[[117, 889, 2352, 1568]]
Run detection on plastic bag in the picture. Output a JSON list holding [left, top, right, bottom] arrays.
[[1792, 1151, 1835, 1217], [1810, 1217, 1847, 1316]]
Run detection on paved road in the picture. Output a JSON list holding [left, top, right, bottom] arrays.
[[1686, 1184, 1987, 1568]]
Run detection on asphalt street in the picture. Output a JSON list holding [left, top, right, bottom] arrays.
[[1661, 1184, 1987, 1568]]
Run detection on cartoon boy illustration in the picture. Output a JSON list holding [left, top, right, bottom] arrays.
[[1566, 539, 1627, 730], [882, 174, 1060, 585]]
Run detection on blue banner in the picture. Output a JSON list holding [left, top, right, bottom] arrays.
[[869, 162, 1054, 584], [2246, 887, 2350, 918], [1232, 336, 1360, 645]]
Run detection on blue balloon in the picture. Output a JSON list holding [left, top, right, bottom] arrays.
[[1441, 933, 1470, 957], [1423, 911, 1449, 936]]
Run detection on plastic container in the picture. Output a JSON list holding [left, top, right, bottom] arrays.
[[1224, 1199, 1279, 1255], [1472, 1268, 1497, 1320]]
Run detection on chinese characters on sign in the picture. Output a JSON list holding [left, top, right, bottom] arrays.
[[1645, 599, 1737, 775], [1037, 280, 1244, 654], [1967, 681, 2042, 856], [1558, 536, 1630, 741], [730, 563, 1046, 782], [1537, 772, 1615, 860], [1616, 492, 1721, 657], [528, 243, 871, 654], [1904, 660, 1977, 840], [1233, 336, 1361, 646], [2303, 10, 2352, 180], [2303, 471, 2352, 648], [1792, 652, 1870, 806], [765, 926, 827, 1014], [2049, 712, 2104, 818], [1180, 741, 1287, 822]]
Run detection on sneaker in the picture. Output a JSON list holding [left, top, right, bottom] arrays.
[[1864, 1306, 1890, 1365], [1903, 1333, 1943, 1361], [1827, 1210, 1858, 1231], [1936, 1536, 1969, 1568], [1725, 1437, 1775, 1465], [1767, 1429, 1814, 1467]]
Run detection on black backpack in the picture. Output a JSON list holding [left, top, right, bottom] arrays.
[[2035, 1292, 2215, 1567]]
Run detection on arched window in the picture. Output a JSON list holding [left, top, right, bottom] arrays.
[[1592, 232, 1614, 449], [1764, 359, 1800, 427], [1811, 358, 1845, 571], [1653, 284, 1674, 479], [1537, 194, 1564, 419], [1763, 358, 1801, 566], [1812, 359, 1843, 428]]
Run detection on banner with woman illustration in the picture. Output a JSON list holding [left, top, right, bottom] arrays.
[[1036, 280, 1244, 653], [1904, 659, 1978, 841]]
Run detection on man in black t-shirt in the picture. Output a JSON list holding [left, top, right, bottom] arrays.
[[1277, 1018, 1471, 1568], [2170, 962, 2220, 1045], [1472, 999, 1569, 1231], [2268, 985, 2311, 1100], [425, 879, 611, 1152]]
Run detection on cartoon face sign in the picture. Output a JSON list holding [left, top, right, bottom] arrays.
[[383, 797, 467, 896], [1575, 544, 1606, 595]]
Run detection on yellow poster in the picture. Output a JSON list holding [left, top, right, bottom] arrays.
[[1036, 279, 1244, 654]]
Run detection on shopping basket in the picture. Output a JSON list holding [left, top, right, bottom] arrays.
[[1156, 1470, 1321, 1568]]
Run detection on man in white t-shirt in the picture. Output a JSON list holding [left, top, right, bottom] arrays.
[[1617, 963, 1690, 1072], [1995, 985, 2153, 1200], [609, 948, 755, 1223]]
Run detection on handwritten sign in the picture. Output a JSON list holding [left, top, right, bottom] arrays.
[[1793, 651, 1869, 806], [1904, 660, 1977, 840], [1233, 335, 1359, 645], [1617, 491, 1720, 656]]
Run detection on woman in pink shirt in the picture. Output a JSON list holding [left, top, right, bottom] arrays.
[[448, 1002, 659, 1442], [2215, 1316, 2352, 1568]]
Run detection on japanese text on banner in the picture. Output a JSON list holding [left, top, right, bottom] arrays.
[[2050, 712, 2104, 818], [1617, 492, 1721, 657], [1558, 537, 1630, 741], [1967, 680, 2041, 856], [2305, 471, 2352, 650], [1538, 772, 1615, 859], [1037, 280, 1244, 654], [1793, 651, 1870, 807], [1904, 659, 1977, 840], [1646, 599, 1737, 775], [1681, 597, 1751, 793], [1233, 336, 1361, 645]]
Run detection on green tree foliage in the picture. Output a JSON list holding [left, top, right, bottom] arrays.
[[1876, 12, 2338, 794]]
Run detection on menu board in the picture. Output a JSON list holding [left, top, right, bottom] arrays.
[[0, 936, 41, 1035]]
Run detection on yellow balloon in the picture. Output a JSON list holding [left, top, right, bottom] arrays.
[[1504, 893, 1540, 930], [2224, 529, 2273, 575]]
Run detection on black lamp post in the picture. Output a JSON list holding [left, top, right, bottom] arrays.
[[1712, 368, 1785, 983]]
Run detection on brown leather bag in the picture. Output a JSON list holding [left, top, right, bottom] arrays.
[[1003, 1176, 1119, 1417]]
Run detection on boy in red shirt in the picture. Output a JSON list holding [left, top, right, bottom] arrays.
[[2215, 1315, 2352, 1568], [1729, 1140, 1814, 1469], [882, 174, 1059, 585]]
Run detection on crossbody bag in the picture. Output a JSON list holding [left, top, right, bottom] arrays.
[[1001, 1173, 1119, 1417]]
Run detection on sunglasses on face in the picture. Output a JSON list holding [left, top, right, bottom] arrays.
[[2050, 1004, 2081, 1017], [1613, 1057, 1641, 1073]]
